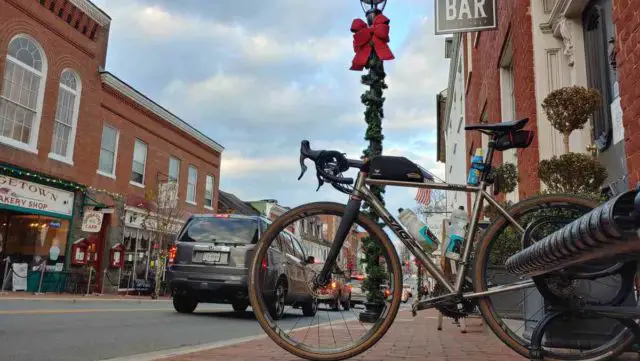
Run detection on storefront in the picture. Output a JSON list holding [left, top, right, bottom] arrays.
[[0, 165, 82, 269], [120, 206, 183, 291]]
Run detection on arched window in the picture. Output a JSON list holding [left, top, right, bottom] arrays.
[[0, 35, 47, 150], [50, 69, 81, 161]]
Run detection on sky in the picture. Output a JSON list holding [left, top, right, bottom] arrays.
[[92, 0, 451, 220]]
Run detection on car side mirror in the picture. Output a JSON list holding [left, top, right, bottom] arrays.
[[306, 256, 315, 264]]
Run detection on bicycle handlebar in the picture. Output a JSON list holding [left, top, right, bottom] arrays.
[[298, 140, 364, 190]]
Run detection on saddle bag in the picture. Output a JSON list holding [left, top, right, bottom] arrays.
[[494, 130, 535, 151], [368, 156, 425, 183]]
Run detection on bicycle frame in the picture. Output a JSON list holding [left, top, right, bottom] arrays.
[[317, 142, 535, 302]]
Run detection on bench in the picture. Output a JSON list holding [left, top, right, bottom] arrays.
[[504, 189, 640, 360]]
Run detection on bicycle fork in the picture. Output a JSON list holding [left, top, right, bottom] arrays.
[[315, 197, 362, 286]]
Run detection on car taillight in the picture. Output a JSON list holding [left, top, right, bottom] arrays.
[[261, 257, 268, 271], [168, 246, 177, 266], [384, 289, 390, 297]]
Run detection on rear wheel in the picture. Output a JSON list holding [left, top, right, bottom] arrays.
[[232, 300, 249, 312], [173, 292, 198, 314], [302, 298, 318, 317], [268, 281, 287, 320], [248, 202, 402, 361], [473, 193, 637, 361]]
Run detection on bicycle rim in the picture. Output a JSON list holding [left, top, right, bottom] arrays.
[[473, 193, 636, 361], [248, 202, 403, 361]]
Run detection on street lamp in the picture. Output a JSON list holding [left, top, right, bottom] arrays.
[[360, 0, 387, 25]]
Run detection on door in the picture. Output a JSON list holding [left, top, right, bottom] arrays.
[[583, 0, 627, 194]]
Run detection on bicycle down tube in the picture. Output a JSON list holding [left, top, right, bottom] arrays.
[[362, 176, 529, 297]]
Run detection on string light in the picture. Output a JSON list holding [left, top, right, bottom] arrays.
[[86, 186, 126, 201], [0, 163, 85, 191]]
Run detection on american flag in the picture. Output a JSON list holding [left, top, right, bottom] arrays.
[[415, 187, 431, 205]]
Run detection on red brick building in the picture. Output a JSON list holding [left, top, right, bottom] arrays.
[[0, 0, 223, 292], [450, 0, 637, 202]]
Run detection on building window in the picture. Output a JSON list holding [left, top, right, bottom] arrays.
[[0, 35, 47, 151], [457, 115, 463, 133], [131, 139, 147, 185], [187, 165, 197, 204], [50, 69, 81, 162], [500, 35, 519, 203], [98, 124, 118, 177], [204, 175, 214, 208], [168, 157, 180, 183], [453, 142, 458, 154]]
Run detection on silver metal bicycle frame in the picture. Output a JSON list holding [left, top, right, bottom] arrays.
[[354, 174, 529, 297]]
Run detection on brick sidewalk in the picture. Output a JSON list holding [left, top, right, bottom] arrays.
[[160, 310, 524, 361]]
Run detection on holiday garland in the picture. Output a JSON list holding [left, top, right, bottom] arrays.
[[350, 11, 394, 305]]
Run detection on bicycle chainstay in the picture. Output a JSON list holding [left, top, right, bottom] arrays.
[[411, 279, 476, 320]]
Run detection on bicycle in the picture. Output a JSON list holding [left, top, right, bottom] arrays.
[[247, 118, 637, 361]]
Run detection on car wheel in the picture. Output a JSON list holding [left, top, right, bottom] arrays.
[[268, 280, 287, 320], [341, 295, 351, 311], [302, 298, 318, 317], [331, 296, 340, 311], [173, 293, 198, 314], [232, 300, 249, 312]]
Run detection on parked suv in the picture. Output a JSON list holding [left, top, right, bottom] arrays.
[[166, 214, 317, 320]]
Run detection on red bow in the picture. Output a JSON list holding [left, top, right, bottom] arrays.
[[350, 14, 395, 71]]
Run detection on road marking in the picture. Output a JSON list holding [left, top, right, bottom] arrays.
[[0, 308, 173, 315]]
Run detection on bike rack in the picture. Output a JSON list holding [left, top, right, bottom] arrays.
[[505, 189, 640, 279], [528, 305, 640, 361], [503, 188, 640, 360]]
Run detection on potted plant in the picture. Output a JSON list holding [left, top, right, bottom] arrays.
[[538, 86, 607, 199]]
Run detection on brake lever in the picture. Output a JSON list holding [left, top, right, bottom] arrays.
[[298, 153, 307, 181], [315, 172, 324, 191]]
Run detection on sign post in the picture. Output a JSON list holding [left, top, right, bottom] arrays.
[[435, 0, 497, 35]]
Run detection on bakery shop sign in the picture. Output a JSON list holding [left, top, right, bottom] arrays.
[[0, 175, 75, 217]]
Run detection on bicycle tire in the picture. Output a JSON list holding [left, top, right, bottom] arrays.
[[473, 193, 636, 361], [248, 202, 403, 361]]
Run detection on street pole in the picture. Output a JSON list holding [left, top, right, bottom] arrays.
[[352, 0, 395, 323], [1, 256, 10, 295]]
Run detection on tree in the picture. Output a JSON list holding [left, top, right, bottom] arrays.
[[141, 179, 185, 299], [541, 86, 601, 154]]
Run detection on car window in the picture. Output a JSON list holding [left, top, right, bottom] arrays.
[[289, 234, 306, 260], [279, 233, 294, 255], [180, 217, 258, 244]]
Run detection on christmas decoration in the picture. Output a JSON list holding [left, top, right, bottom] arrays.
[[352, 0, 394, 324]]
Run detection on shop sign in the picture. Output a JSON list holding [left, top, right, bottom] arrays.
[[0, 174, 75, 217], [435, 0, 497, 35], [82, 210, 104, 233]]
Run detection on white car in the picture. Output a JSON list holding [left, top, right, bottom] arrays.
[[347, 276, 367, 307]]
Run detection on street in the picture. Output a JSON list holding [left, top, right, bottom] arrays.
[[0, 297, 375, 361]]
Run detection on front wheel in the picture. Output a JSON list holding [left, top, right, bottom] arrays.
[[473, 193, 637, 361], [248, 202, 403, 361]]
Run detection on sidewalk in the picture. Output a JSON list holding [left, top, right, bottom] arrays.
[[159, 310, 524, 361], [0, 291, 171, 301]]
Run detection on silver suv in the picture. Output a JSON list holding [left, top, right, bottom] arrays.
[[166, 214, 317, 320]]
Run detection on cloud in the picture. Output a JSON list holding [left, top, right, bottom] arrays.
[[94, 0, 450, 219]]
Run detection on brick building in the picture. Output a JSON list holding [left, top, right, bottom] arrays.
[[441, 0, 638, 203], [0, 0, 223, 292]]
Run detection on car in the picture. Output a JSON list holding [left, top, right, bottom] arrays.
[[166, 214, 318, 320], [310, 262, 351, 311], [401, 284, 413, 303], [347, 275, 366, 307]]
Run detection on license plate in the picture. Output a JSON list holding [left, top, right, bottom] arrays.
[[202, 252, 222, 263]]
